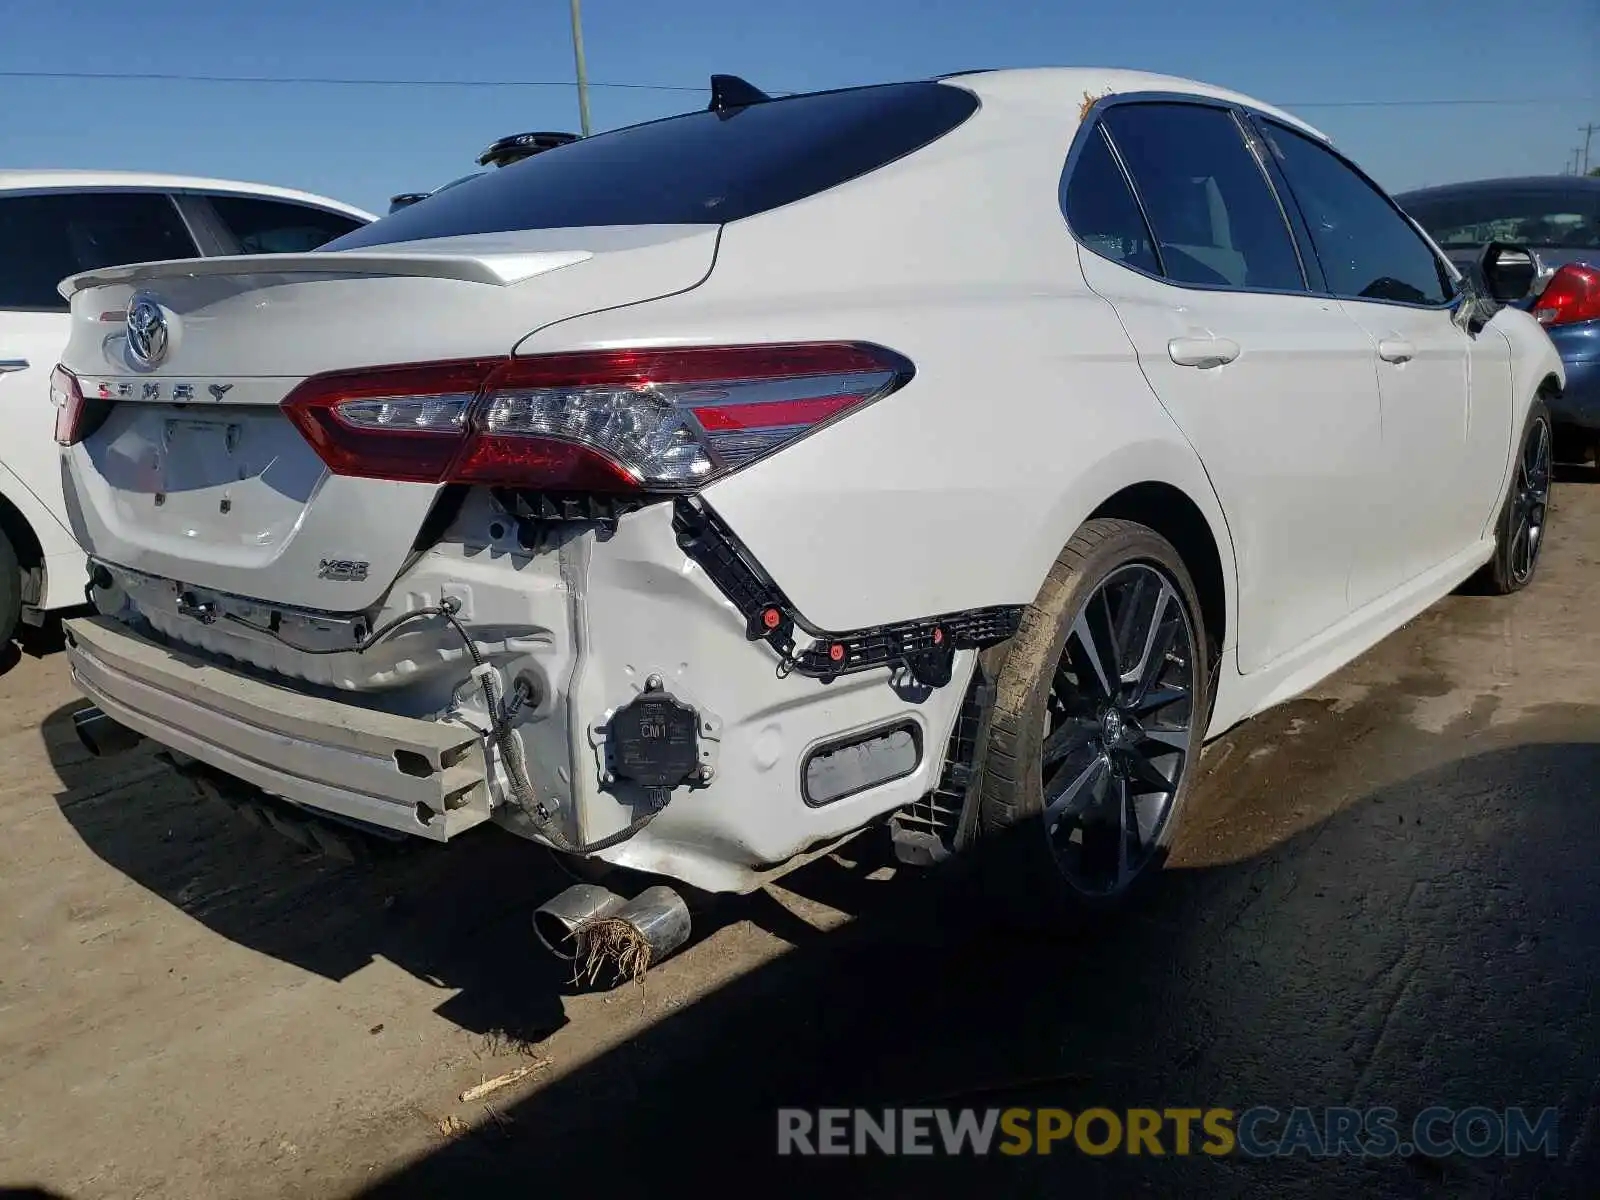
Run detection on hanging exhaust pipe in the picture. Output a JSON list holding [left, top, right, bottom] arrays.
[[533, 883, 627, 959], [532, 882, 693, 973], [72, 706, 142, 758], [607, 885, 692, 963]]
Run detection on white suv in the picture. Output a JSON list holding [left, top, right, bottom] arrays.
[[51, 71, 1561, 968], [0, 171, 371, 643]]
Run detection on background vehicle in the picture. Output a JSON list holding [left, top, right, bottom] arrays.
[[1398, 176, 1600, 458], [387, 131, 578, 213], [53, 70, 1562, 970], [0, 171, 372, 646]]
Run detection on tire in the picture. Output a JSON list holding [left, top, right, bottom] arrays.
[[974, 518, 1212, 923], [1480, 398, 1553, 596], [0, 529, 21, 648]]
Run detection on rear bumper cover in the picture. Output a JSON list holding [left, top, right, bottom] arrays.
[[64, 614, 494, 841]]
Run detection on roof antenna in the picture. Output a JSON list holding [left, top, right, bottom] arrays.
[[708, 74, 771, 113]]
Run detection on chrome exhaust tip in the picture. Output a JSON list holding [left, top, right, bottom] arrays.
[[532, 882, 694, 970], [607, 885, 692, 964], [72, 706, 141, 758], [533, 883, 626, 959]]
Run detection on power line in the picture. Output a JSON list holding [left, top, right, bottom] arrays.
[[0, 69, 703, 92], [0, 68, 1589, 110], [1286, 97, 1594, 109]]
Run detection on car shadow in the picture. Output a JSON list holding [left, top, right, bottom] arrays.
[[42, 695, 1600, 1199], [41, 700, 900, 1046], [336, 740, 1598, 1200], [1, 609, 76, 677]]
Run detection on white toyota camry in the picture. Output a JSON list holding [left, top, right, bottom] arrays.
[[52, 68, 1563, 963]]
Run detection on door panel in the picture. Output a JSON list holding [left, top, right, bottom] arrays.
[[1256, 119, 1489, 594], [1066, 101, 1384, 674], [0, 310, 77, 549], [1082, 255, 1382, 671], [1337, 301, 1469, 598]]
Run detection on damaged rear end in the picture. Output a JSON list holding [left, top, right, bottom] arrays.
[[55, 78, 1013, 900]]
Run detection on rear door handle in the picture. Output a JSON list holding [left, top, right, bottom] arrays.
[[1167, 337, 1240, 369], [1377, 338, 1414, 364], [0, 358, 30, 374]]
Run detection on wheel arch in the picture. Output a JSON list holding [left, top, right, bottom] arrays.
[[0, 462, 84, 611], [1029, 433, 1240, 663], [0, 481, 46, 601], [1088, 480, 1229, 657]]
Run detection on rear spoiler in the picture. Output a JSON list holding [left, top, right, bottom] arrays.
[[59, 247, 594, 299]]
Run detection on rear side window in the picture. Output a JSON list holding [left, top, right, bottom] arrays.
[[205, 194, 365, 252], [1261, 121, 1453, 306], [0, 191, 198, 311], [1100, 103, 1305, 293], [1062, 127, 1161, 275], [327, 82, 979, 249], [1401, 188, 1600, 251]]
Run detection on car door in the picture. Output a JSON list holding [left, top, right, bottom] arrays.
[[0, 191, 201, 596], [1255, 119, 1507, 599], [1066, 99, 1385, 674]]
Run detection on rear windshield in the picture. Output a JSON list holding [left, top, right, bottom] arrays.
[[1402, 187, 1600, 250], [326, 82, 978, 249]]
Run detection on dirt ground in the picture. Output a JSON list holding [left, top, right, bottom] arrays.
[[2, 472, 1598, 1199]]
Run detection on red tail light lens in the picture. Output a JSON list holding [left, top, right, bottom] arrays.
[[50, 365, 103, 447], [282, 342, 914, 491], [1532, 263, 1600, 327], [280, 359, 499, 483]]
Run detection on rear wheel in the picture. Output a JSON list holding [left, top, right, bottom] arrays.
[[1481, 399, 1552, 595], [0, 529, 21, 647], [976, 519, 1210, 919]]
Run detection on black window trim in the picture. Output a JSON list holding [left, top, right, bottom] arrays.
[[1067, 123, 1169, 278], [0, 186, 202, 314], [1245, 113, 1462, 313], [1059, 91, 1313, 299], [1060, 90, 1463, 312]]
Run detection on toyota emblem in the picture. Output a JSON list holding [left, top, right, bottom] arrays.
[[126, 294, 169, 369]]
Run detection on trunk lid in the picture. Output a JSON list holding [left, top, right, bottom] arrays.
[[58, 226, 717, 612]]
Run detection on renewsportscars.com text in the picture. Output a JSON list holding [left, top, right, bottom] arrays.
[[777, 1105, 1560, 1158]]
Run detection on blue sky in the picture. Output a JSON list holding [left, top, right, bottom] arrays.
[[1, 0, 1594, 214]]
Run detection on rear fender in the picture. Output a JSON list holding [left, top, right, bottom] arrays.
[[0, 462, 83, 610]]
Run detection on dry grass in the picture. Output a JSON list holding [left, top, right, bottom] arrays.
[[1080, 89, 1114, 120], [570, 915, 653, 988]]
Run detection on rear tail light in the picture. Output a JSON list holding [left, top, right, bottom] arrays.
[[282, 342, 914, 491], [1531, 263, 1600, 327], [50, 365, 109, 447]]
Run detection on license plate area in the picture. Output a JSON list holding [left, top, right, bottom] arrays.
[[161, 418, 247, 492]]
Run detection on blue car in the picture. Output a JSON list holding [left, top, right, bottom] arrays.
[[1399, 176, 1600, 459]]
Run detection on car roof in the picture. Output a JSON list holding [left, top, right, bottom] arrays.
[[1395, 175, 1600, 203], [0, 169, 375, 221], [937, 66, 1330, 141]]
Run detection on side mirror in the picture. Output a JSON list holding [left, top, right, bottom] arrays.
[[1451, 271, 1496, 335], [1476, 241, 1538, 303]]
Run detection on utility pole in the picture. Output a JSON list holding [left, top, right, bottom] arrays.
[[1581, 123, 1597, 174], [569, 0, 592, 137]]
